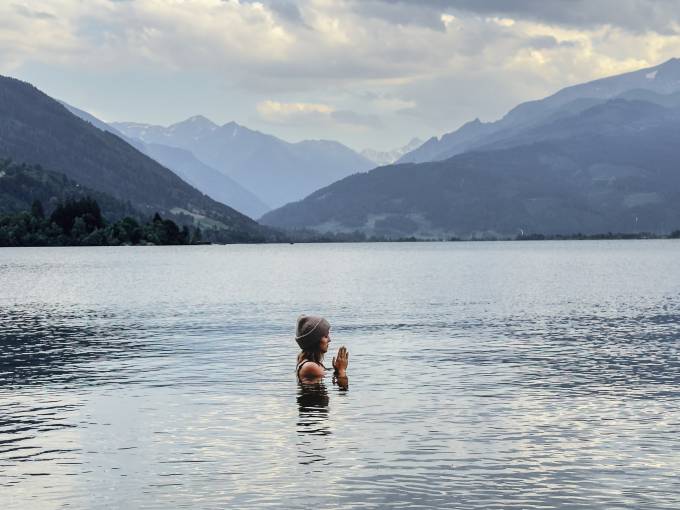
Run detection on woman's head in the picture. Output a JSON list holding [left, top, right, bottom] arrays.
[[296, 315, 331, 362]]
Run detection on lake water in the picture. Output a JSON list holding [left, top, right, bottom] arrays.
[[1, 242, 680, 509]]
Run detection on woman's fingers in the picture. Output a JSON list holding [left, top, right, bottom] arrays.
[[335, 346, 348, 366]]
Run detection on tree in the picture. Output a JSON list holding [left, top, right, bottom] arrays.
[[117, 217, 142, 244], [191, 226, 202, 245], [50, 197, 104, 234], [31, 199, 44, 219], [70, 217, 89, 242]]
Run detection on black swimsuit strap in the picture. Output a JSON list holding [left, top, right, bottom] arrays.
[[296, 360, 325, 375]]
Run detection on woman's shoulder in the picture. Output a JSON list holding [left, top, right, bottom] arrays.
[[297, 360, 325, 379]]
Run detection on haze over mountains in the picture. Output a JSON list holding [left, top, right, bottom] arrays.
[[112, 117, 374, 211], [398, 58, 680, 164], [3, 59, 680, 242], [261, 58, 680, 239], [0, 75, 277, 242], [59, 106, 271, 218], [360, 138, 423, 166]]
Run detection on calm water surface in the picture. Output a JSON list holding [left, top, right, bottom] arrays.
[[1, 242, 679, 509]]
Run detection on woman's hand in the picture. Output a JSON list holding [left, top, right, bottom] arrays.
[[332, 346, 349, 377]]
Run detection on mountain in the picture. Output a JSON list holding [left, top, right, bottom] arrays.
[[0, 75, 278, 242], [399, 57, 680, 164], [118, 115, 220, 146], [112, 118, 375, 210], [0, 159, 137, 220], [361, 138, 423, 166], [143, 143, 270, 218], [261, 98, 680, 238], [474, 99, 673, 153], [60, 102, 128, 139], [61, 107, 269, 218]]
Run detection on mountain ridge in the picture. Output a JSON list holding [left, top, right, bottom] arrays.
[[112, 116, 375, 210], [261, 97, 680, 238], [398, 57, 680, 164], [0, 74, 278, 242]]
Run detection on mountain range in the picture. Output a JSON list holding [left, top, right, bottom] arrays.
[[3, 59, 680, 242], [112, 117, 374, 211], [261, 58, 680, 238], [398, 57, 680, 164], [60, 104, 270, 219], [0, 75, 278, 242]]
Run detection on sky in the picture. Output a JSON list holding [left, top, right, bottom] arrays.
[[2, 0, 680, 151]]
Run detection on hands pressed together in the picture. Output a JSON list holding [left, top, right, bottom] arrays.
[[332, 345, 349, 377]]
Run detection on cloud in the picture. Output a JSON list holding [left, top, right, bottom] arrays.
[[257, 100, 379, 127], [0, 2, 80, 72], [350, 1, 448, 31], [4, 0, 680, 149], [4, 0, 677, 86], [241, 0, 306, 26], [330, 110, 381, 127], [526, 35, 579, 50], [365, 0, 680, 34], [12, 3, 56, 19], [257, 100, 333, 121]]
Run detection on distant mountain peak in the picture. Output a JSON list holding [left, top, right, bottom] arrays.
[[654, 56, 680, 81], [112, 115, 373, 209], [172, 114, 218, 130], [221, 121, 243, 137], [361, 137, 424, 166]]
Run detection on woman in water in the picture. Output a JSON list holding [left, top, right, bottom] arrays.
[[295, 315, 348, 387]]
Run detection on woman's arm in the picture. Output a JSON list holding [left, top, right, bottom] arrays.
[[332, 346, 349, 390]]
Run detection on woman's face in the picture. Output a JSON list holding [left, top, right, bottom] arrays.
[[319, 332, 331, 353]]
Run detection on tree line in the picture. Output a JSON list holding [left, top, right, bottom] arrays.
[[0, 197, 202, 247]]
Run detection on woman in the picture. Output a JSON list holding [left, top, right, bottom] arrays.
[[295, 315, 348, 385]]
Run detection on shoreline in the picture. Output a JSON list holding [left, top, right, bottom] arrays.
[[2, 234, 679, 248]]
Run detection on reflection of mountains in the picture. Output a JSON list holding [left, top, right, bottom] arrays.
[[0, 306, 151, 388]]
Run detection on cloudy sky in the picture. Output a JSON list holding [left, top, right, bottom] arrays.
[[3, 0, 680, 150]]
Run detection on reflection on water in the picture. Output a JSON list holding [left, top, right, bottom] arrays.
[[297, 382, 330, 435], [1, 242, 680, 509], [297, 381, 331, 466], [0, 306, 150, 389]]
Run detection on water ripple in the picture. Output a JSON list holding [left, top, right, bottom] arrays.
[[1, 243, 680, 508]]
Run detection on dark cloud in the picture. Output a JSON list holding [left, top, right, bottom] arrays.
[[240, 0, 306, 25], [526, 35, 579, 50], [355, 0, 680, 34], [13, 3, 55, 19], [351, 1, 447, 31]]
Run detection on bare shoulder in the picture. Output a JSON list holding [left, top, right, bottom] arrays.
[[298, 362, 325, 379]]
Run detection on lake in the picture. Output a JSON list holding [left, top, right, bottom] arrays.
[[1, 241, 679, 509]]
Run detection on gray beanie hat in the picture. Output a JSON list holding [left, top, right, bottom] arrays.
[[295, 315, 330, 350]]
